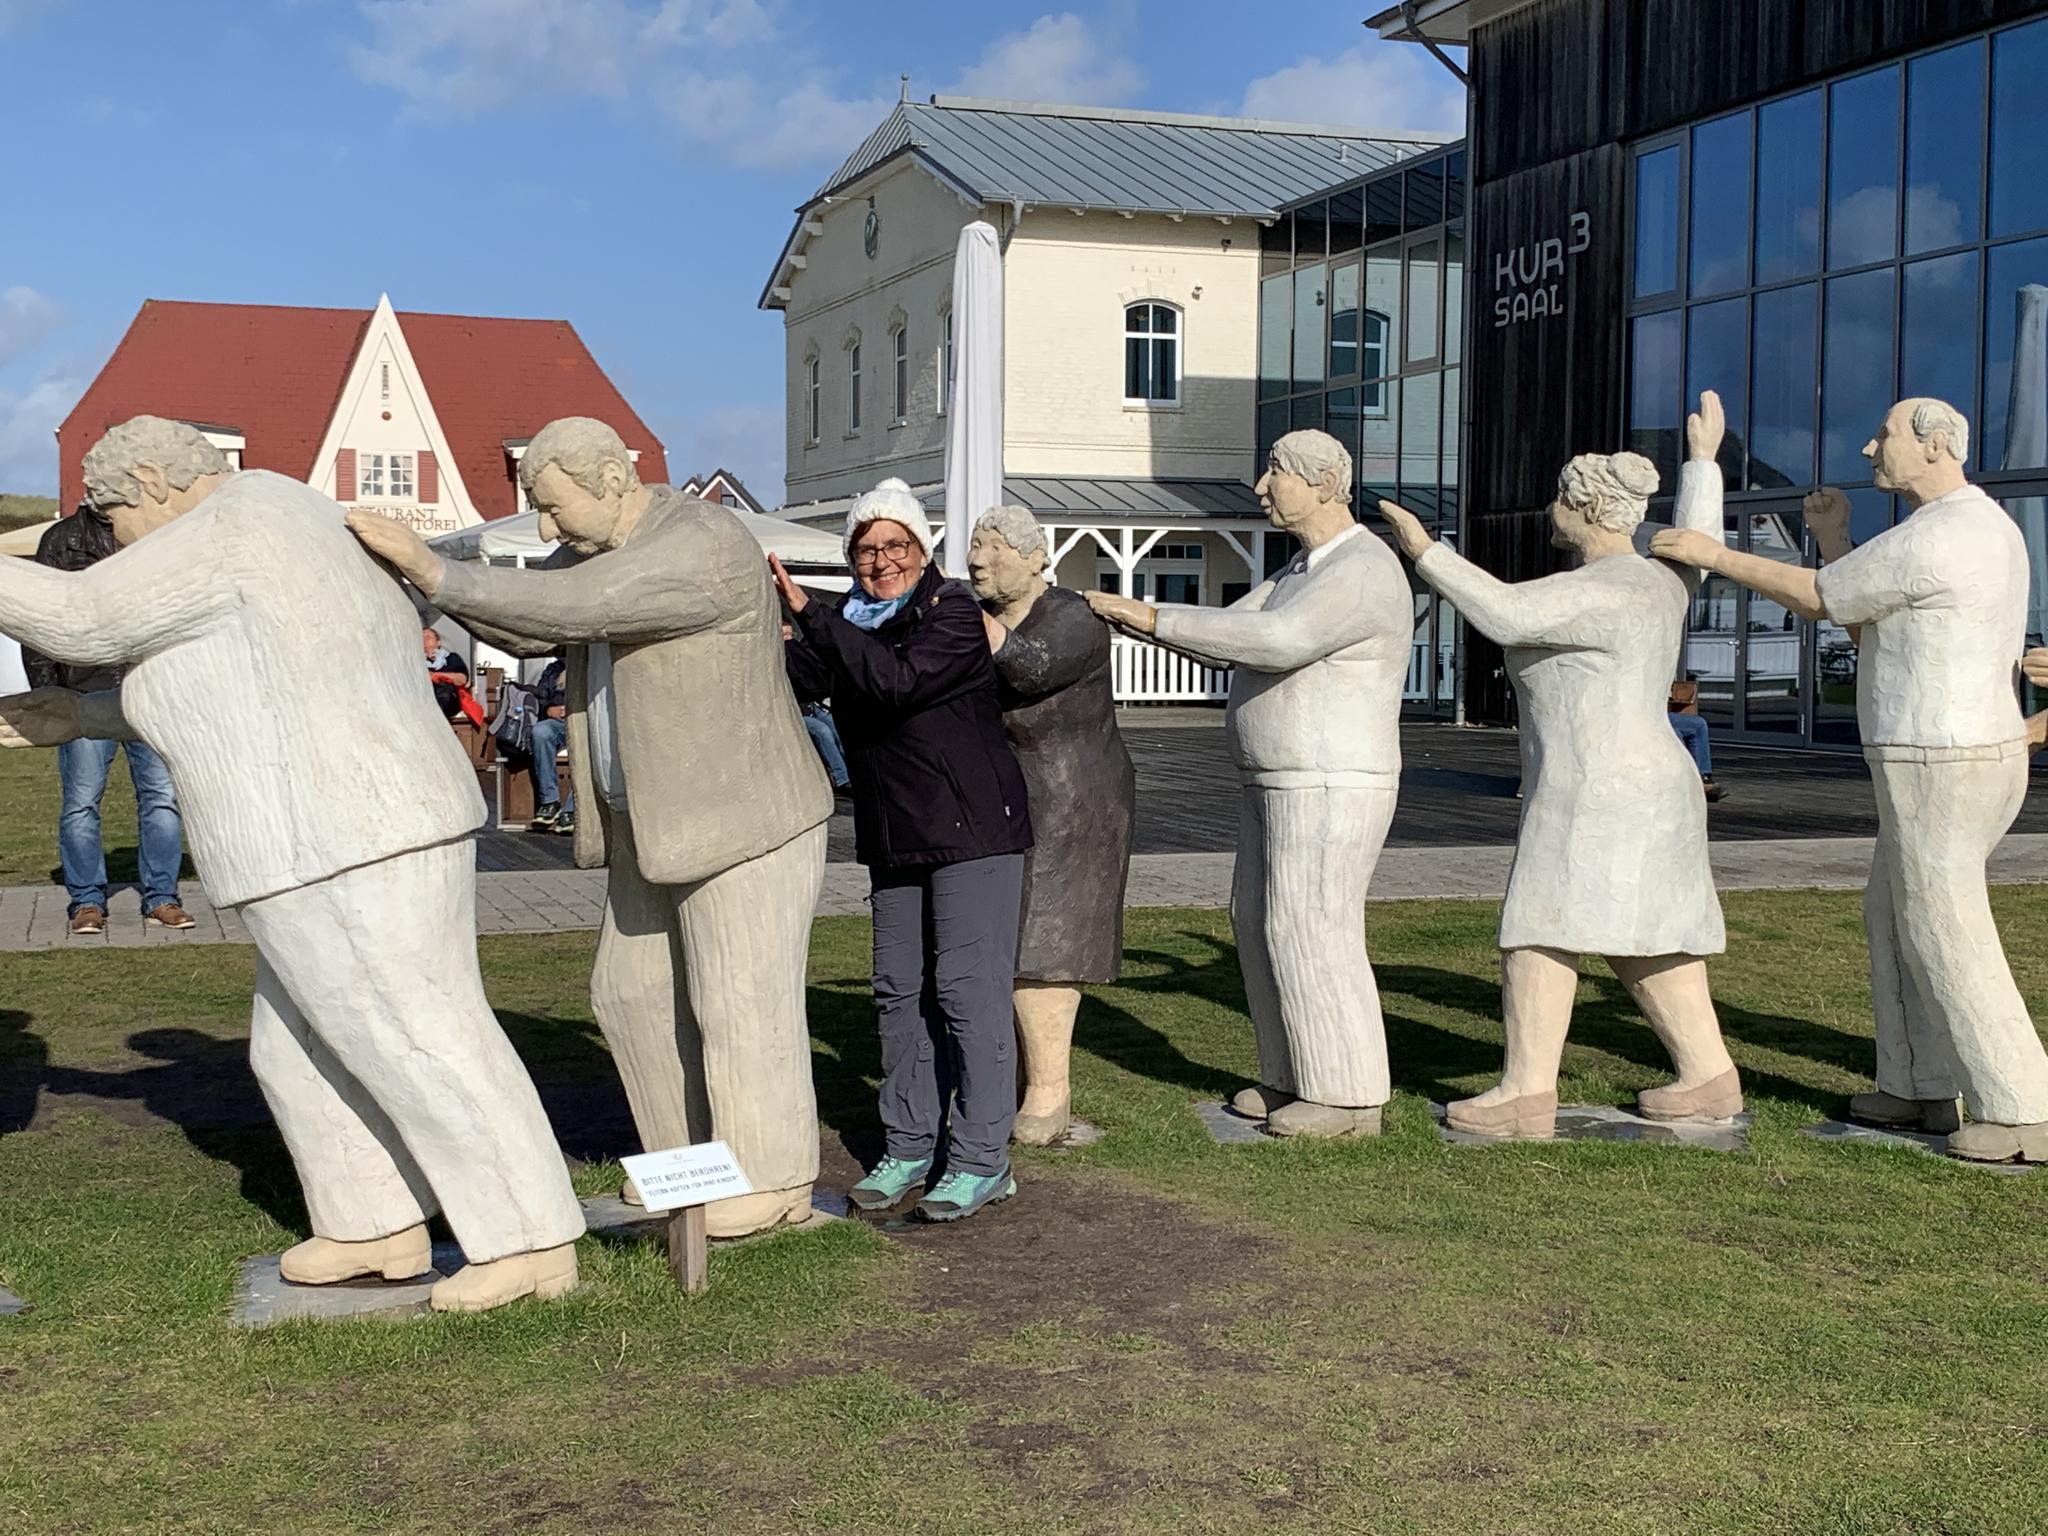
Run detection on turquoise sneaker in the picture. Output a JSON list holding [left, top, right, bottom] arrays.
[[914, 1166, 1017, 1223], [848, 1155, 932, 1213]]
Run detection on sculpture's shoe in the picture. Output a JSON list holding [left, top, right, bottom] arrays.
[[848, 1155, 933, 1213], [1944, 1121, 2048, 1164], [429, 1243, 579, 1313], [1011, 1091, 1072, 1147], [1229, 1084, 1296, 1120], [619, 1177, 644, 1208], [279, 1225, 432, 1285], [915, 1166, 1017, 1223], [705, 1183, 812, 1239], [1637, 1068, 1743, 1122], [1848, 1089, 1962, 1135], [1265, 1100, 1383, 1138], [1445, 1091, 1558, 1139]]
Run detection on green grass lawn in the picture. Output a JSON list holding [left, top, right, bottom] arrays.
[[4, 894, 2048, 1534]]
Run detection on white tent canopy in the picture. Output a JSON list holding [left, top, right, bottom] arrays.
[[427, 504, 846, 570]]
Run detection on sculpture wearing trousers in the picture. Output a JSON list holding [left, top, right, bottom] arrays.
[[0, 417, 584, 1312], [1655, 397, 2048, 1163], [348, 417, 833, 1231], [1379, 393, 1744, 1138], [1088, 429, 1410, 1138], [968, 506, 1137, 1146]]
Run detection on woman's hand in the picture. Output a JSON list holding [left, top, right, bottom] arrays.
[[767, 553, 808, 615], [981, 610, 1008, 652], [1373, 499, 1433, 561]]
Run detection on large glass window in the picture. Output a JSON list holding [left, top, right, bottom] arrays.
[[1901, 251, 1979, 422], [1906, 42, 1985, 255], [1329, 261, 1360, 378], [1749, 283, 1817, 489], [1984, 233, 2048, 471], [1827, 66, 1900, 270], [1755, 90, 1823, 282], [1258, 275, 1291, 400], [1634, 145, 1681, 296], [1686, 297, 1748, 487], [1821, 268, 1895, 481], [1406, 240, 1441, 365], [1629, 310, 1682, 489], [1690, 113, 1751, 297], [1291, 270, 1324, 395], [1991, 18, 2048, 240]]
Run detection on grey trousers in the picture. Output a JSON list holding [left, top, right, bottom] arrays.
[[870, 852, 1026, 1177]]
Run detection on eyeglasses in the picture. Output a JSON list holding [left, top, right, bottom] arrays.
[[853, 538, 917, 568]]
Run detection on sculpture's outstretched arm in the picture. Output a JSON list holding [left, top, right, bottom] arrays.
[[0, 517, 231, 667]]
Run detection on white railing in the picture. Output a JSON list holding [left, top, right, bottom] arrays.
[[1111, 636, 1229, 702], [1111, 636, 1457, 705]]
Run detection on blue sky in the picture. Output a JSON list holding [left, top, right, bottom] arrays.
[[0, 0, 1465, 503]]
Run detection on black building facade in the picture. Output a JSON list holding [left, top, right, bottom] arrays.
[[1384, 0, 2048, 743]]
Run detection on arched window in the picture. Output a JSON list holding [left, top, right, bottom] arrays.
[[891, 322, 909, 424], [1124, 302, 1180, 406], [804, 349, 821, 445], [937, 305, 955, 416], [844, 329, 862, 434]]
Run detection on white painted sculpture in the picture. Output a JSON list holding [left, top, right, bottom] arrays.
[[1087, 429, 1409, 1137], [0, 417, 585, 1310], [1655, 397, 2048, 1163], [348, 417, 835, 1227], [968, 506, 1136, 1146], [1379, 393, 1744, 1138]]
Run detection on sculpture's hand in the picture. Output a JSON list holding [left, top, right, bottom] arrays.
[[1083, 590, 1156, 635], [767, 553, 808, 615], [1373, 498, 1434, 561], [1648, 527, 1724, 571], [980, 609, 1008, 652], [0, 687, 83, 748], [1804, 486, 1853, 561], [2024, 647, 2048, 690], [1686, 389, 1726, 464], [345, 511, 444, 598]]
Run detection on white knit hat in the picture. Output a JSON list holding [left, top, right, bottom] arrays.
[[843, 477, 935, 565]]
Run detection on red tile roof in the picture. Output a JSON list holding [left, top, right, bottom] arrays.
[[57, 299, 666, 519]]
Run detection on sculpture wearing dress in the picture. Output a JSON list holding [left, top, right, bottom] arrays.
[[347, 417, 834, 1228], [0, 417, 585, 1311], [1654, 398, 2048, 1163], [1377, 393, 1744, 1137], [967, 506, 1137, 1146], [1088, 429, 1410, 1138]]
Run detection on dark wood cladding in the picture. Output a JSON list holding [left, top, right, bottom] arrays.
[[1458, 509, 1561, 723], [1468, 144, 1627, 516], [1476, 0, 2048, 184]]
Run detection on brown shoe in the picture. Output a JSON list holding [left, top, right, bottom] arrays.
[[68, 906, 105, 937], [1638, 1067, 1743, 1122], [1229, 1083, 1296, 1120], [1944, 1121, 2048, 1164], [145, 902, 196, 930], [1445, 1090, 1558, 1139], [1848, 1089, 1961, 1136], [1265, 1100, 1382, 1138]]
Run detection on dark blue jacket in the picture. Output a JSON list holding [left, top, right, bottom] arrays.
[[787, 563, 1032, 869]]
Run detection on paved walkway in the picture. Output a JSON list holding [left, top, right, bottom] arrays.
[[9, 834, 2047, 951]]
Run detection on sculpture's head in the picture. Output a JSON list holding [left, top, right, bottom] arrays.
[[1256, 429, 1352, 538], [1550, 451, 1659, 554], [844, 478, 932, 601], [968, 505, 1048, 608], [1865, 398, 1970, 503], [81, 416, 233, 546], [518, 416, 643, 555]]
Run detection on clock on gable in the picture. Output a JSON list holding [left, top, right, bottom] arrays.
[[863, 208, 880, 260]]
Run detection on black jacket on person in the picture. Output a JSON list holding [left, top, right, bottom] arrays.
[[535, 657, 568, 715], [787, 562, 1032, 869], [23, 507, 121, 693]]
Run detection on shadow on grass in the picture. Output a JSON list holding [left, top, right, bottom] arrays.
[[0, 1009, 44, 1134]]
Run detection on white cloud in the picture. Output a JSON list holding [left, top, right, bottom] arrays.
[[0, 362, 89, 495], [660, 72, 892, 173], [1239, 41, 1466, 136], [941, 13, 1141, 106], [0, 287, 64, 370], [347, 0, 651, 111]]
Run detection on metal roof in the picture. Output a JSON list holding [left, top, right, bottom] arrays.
[[778, 475, 1266, 526], [762, 96, 1452, 308]]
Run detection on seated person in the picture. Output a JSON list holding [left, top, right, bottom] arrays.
[[530, 656, 574, 834], [1668, 677, 1724, 803], [424, 626, 476, 722], [782, 618, 850, 794]]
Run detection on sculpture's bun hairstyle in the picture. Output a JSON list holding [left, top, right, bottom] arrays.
[[1557, 450, 1659, 534]]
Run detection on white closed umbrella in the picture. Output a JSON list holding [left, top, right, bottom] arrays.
[[942, 220, 1005, 576]]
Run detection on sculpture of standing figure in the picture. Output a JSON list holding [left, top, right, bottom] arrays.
[[0, 417, 585, 1311], [967, 506, 1137, 1146], [1654, 397, 2048, 1163], [1377, 392, 1744, 1137], [348, 418, 834, 1228], [1087, 430, 1409, 1138]]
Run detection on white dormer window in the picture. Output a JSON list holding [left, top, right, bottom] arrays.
[[358, 451, 415, 500]]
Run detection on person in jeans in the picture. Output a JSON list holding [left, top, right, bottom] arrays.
[[23, 502, 190, 935], [775, 477, 1032, 1222], [1667, 678, 1725, 803], [781, 621, 852, 794], [529, 655, 575, 834]]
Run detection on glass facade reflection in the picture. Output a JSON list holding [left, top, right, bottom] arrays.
[[1259, 146, 1465, 714], [1626, 14, 2048, 744]]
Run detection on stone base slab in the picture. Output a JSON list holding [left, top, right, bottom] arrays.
[[1432, 1101, 1752, 1152], [1195, 1101, 1270, 1145], [0, 1285, 29, 1317]]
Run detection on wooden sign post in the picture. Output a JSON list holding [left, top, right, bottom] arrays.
[[620, 1140, 752, 1297]]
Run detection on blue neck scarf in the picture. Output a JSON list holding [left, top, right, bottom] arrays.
[[843, 590, 912, 631]]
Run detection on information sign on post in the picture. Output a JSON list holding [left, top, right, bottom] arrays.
[[619, 1141, 753, 1294]]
